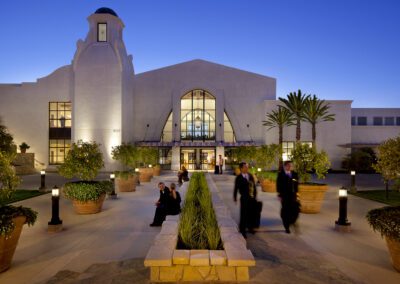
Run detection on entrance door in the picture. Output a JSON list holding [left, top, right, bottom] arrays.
[[180, 148, 215, 171]]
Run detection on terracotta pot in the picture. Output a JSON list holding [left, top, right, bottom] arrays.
[[72, 194, 106, 214], [153, 165, 161, 176], [385, 236, 400, 272], [116, 175, 137, 192], [20, 149, 26, 154], [261, 179, 276, 192], [139, 168, 153, 182], [0, 216, 26, 273], [298, 184, 328, 214]]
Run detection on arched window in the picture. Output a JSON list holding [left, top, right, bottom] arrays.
[[161, 112, 173, 142], [181, 90, 216, 141], [224, 112, 236, 143]]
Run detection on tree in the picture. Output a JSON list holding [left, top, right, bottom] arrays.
[[342, 147, 377, 172], [0, 118, 16, 156], [59, 140, 104, 181], [303, 95, 335, 145], [373, 136, 400, 195], [279, 90, 310, 141], [263, 106, 294, 168], [255, 144, 280, 171]]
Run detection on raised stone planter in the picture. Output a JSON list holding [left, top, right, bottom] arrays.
[[144, 174, 255, 282]]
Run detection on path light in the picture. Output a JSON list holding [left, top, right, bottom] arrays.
[[335, 187, 351, 232], [350, 170, 356, 193], [135, 168, 140, 185], [48, 185, 63, 233], [148, 164, 153, 168], [257, 168, 262, 172], [39, 170, 46, 191], [109, 173, 117, 199]]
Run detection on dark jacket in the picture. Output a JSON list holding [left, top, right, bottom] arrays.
[[158, 186, 170, 207], [234, 173, 257, 202], [276, 171, 298, 201], [168, 191, 182, 215]]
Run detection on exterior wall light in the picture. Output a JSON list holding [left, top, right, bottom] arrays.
[[48, 185, 63, 233]]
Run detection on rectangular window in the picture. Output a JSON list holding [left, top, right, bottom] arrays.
[[373, 117, 383, 126], [49, 102, 72, 165], [282, 141, 295, 161], [357, 116, 367, 126], [385, 117, 395, 126], [158, 148, 172, 169], [397, 117, 400, 126], [49, 139, 71, 165], [98, 23, 107, 42], [49, 102, 71, 128], [351, 116, 356, 126]]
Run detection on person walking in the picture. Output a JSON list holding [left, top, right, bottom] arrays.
[[167, 183, 181, 215], [277, 161, 300, 234], [218, 155, 223, 174], [233, 162, 257, 238], [150, 182, 170, 227]]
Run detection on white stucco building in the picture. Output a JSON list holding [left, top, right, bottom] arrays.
[[0, 8, 399, 172]]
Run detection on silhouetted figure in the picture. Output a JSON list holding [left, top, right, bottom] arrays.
[[178, 166, 189, 185], [150, 182, 170, 227], [277, 161, 300, 234], [167, 183, 181, 215], [233, 162, 257, 238]]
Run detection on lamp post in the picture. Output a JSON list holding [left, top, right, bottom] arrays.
[[135, 168, 140, 185], [39, 170, 46, 192], [350, 170, 356, 193], [48, 185, 63, 233], [335, 188, 351, 232], [109, 173, 117, 199]]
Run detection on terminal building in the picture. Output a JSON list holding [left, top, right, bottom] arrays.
[[0, 7, 399, 172]]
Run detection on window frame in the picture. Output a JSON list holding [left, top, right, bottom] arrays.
[[97, 23, 107, 42]]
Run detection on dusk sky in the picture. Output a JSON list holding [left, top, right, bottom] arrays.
[[0, 0, 399, 107]]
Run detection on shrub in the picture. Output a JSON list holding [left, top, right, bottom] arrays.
[[257, 171, 278, 181], [59, 140, 104, 181], [114, 170, 137, 180], [138, 147, 158, 167], [63, 181, 113, 202], [0, 119, 16, 156], [178, 173, 222, 250], [342, 147, 376, 172], [367, 206, 400, 242], [232, 146, 257, 166], [290, 142, 330, 183], [255, 144, 280, 171], [111, 143, 140, 169], [373, 136, 400, 188]]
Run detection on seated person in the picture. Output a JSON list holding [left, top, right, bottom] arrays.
[[178, 166, 189, 185], [167, 183, 181, 215], [149, 182, 170, 227]]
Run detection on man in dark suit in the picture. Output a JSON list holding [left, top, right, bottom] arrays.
[[150, 182, 170, 226], [277, 160, 299, 234], [234, 162, 257, 238]]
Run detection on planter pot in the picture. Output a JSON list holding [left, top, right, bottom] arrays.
[[261, 179, 276, 192], [139, 168, 153, 182], [0, 216, 26, 273], [116, 175, 137, 192], [20, 149, 26, 154], [298, 184, 328, 214], [72, 194, 106, 214], [153, 165, 161, 176], [385, 236, 400, 272]]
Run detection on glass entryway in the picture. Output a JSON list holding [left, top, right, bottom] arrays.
[[180, 148, 215, 171]]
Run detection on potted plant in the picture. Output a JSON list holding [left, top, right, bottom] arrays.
[[290, 143, 330, 213], [18, 142, 30, 154], [367, 206, 400, 272], [138, 147, 157, 182], [0, 123, 37, 272], [59, 140, 112, 214], [111, 144, 139, 192], [255, 144, 280, 192]]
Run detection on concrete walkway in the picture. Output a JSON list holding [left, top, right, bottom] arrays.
[[0, 172, 182, 284], [212, 174, 400, 284]]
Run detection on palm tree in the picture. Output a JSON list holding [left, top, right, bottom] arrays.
[[263, 106, 294, 168], [304, 95, 335, 145], [279, 90, 310, 141]]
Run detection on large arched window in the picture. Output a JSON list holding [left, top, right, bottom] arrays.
[[181, 90, 216, 141], [224, 112, 236, 143]]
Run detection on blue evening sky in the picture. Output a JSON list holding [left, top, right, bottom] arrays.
[[0, 0, 399, 107]]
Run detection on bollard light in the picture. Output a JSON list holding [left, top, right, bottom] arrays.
[[48, 185, 63, 233], [257, 168, 262, 172], [109, 173, 117, 199], [39, 170, 46, 191], [350, 170, 356, 193], [335, 187, 351, 232], [135, 168, 139, 172], [148, 164, 153, 168], [135, 168, 141, 185]]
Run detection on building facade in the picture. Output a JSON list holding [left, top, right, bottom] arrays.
[[0, 8, 399, 172]]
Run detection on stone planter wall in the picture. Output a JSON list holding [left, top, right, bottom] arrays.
[[13, 153, 36, 175], [144, 174, 255, 282]]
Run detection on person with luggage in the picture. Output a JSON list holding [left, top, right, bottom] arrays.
[[233, 162, 258, 238], [277, 160, 300, 234]]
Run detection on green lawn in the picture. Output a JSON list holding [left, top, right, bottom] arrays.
[[350, 190, 400, 206], [7, 190, 49, 204]]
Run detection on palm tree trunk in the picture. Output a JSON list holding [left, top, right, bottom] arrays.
[[296, 118, 301, 141], [279, 126, 283, 170], [312, 123, 316, 146]]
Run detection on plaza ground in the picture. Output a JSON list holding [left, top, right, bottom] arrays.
[[0, 172, 399, 284]]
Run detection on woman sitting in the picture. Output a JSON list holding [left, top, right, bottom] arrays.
[[178, 166, 189, 185], [167, 183, 181, 215]]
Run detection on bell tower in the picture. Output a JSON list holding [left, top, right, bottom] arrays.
[[72, 7, 134, 170]]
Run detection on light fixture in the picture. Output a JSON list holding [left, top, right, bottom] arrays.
[[148, 164, 153, 168], [195, 115, 201, 129], [39, 170, 46, 191], [109, 173, 117, 199], [40, 170, 46, 175], [339, 189, 347, 197], [350, 170, 356, 193], [257, 168, 262, 172], [335, 187, 351, 232], [135, 168, 140, 172], [48, 185, 63, 233], [351, 171, 356, 176], [110, 173, 115, 179]]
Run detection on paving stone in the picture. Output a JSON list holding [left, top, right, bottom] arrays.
[[221, 232, 247, 247], [190, 250, 210, 266], [165, 215, 180, 221], [173, 249, 190, 265], [210, 250, 227, 265]]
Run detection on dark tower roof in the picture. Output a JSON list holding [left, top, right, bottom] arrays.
[[94, 7, 118, 17]]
